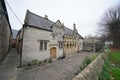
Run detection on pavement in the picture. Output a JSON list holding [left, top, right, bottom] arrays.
[[0, 48, 20, 80], [17, 52, 97, 80], [0, 48, 97, 80]]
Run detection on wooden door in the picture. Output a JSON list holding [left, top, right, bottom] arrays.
[[50, 47, 56, 58]]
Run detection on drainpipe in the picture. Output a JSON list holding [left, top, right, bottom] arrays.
[[20, 24, 25, 67]]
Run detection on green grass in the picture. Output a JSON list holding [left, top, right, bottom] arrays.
[[111, 67, 120, 80], [110, 52, 120, 80], [110, 52, 120, 64], [98, 61, 112, 80], [99, 51, 120, 80]]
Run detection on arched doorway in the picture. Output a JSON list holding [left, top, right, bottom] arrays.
[[50, 47, 56, 59]]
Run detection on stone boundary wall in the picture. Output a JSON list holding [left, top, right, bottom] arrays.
[[72, 52, 108, 80]]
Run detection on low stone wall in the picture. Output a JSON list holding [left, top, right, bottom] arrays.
[[72, 52, 108, 80]]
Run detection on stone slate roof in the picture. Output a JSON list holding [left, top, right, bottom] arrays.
[[25, 10, 54, 31], [64, 27, 74, 35], [12, 29, 18, 39], [24, 10, 83, 39], [78, 34, 84, 39]]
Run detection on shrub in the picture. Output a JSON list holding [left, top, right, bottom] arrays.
[[38, 61, 42, 64], [74, 57, 93, 76], [32, 59, 38, 65], [79, 57, 92, 71], [91, 54, 98, 60], [27, 63, 32, 67], [104, 48, 111, 54], [43, 59, 47, 63]]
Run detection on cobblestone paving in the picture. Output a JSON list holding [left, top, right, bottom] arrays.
[[17, 52, 97, 80], [0, 48, 20, 80], [0, 48, 98, 80]]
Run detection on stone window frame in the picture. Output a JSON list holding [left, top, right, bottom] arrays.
[[58, 41, 63, 49], [38, 40, 48, 51]]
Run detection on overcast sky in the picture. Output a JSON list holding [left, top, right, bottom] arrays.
[[5, 0, 119, 37]]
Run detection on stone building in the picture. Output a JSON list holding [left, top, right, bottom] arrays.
[[83, 37, 104, 52], [63, 23, 83, 54], [82, 37, 96, 52], [0, 0, 12, 62], [16, 29, 23, 55], [12, 29, 18, 47], [17, 10, 83, 65]]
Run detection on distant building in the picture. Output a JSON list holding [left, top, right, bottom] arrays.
[[0, 0, 12, 62], [12, 29, 18, 47], [16, 10, 83, 65], [82, 36, 103, 52], [83, 37, 96, 52], [16, 29, 23, 55]]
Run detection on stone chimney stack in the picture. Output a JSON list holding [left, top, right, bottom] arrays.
[[73, 23, 76, 30], [62, 23, 64, 27], [44, 15, 48, 20]]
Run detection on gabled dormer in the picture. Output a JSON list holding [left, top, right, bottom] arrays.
[[51, 20, 64, 35]]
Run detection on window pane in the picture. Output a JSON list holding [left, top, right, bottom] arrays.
[[44, 42, 47, 50], [40, 42, 43, 50], [61, 43, 63, 49], [59, 43, 60, 49]]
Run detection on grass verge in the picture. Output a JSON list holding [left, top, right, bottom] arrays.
[[99, 51, 120, 80], [110, 51, 120, 80], [111, 67, 120, 80]]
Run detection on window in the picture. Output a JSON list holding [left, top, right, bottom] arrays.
[[40, 42, 43, 50], [75, 44, 76, 48], [44, 42, 47, 50], [59, 42, 63, 49], [67, 44, 69, 49], [40, 41, 47, 51]]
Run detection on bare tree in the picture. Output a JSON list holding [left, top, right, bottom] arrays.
[[99, 3, 120, 48]]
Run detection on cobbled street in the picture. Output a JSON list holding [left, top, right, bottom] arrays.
[[0, 48, 98, 80], [0, 48, 20, 80]]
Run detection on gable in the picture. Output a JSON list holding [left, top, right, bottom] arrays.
[[54, 20, 63, 27], [51, 20, 64, 28], [52, 20, 64, 35], [24, 10, 54, 31]]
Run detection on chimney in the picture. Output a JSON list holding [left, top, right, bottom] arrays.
[[73, 23, 76, 30], [62, 23, 64, 26], [44, 15, 48, 20]]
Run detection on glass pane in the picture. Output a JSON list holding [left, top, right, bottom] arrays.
[[59, 43, 61, 49], [40, 42, 43, 50], [44, 42, 47, 50], [61, 43, 63, 49]]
